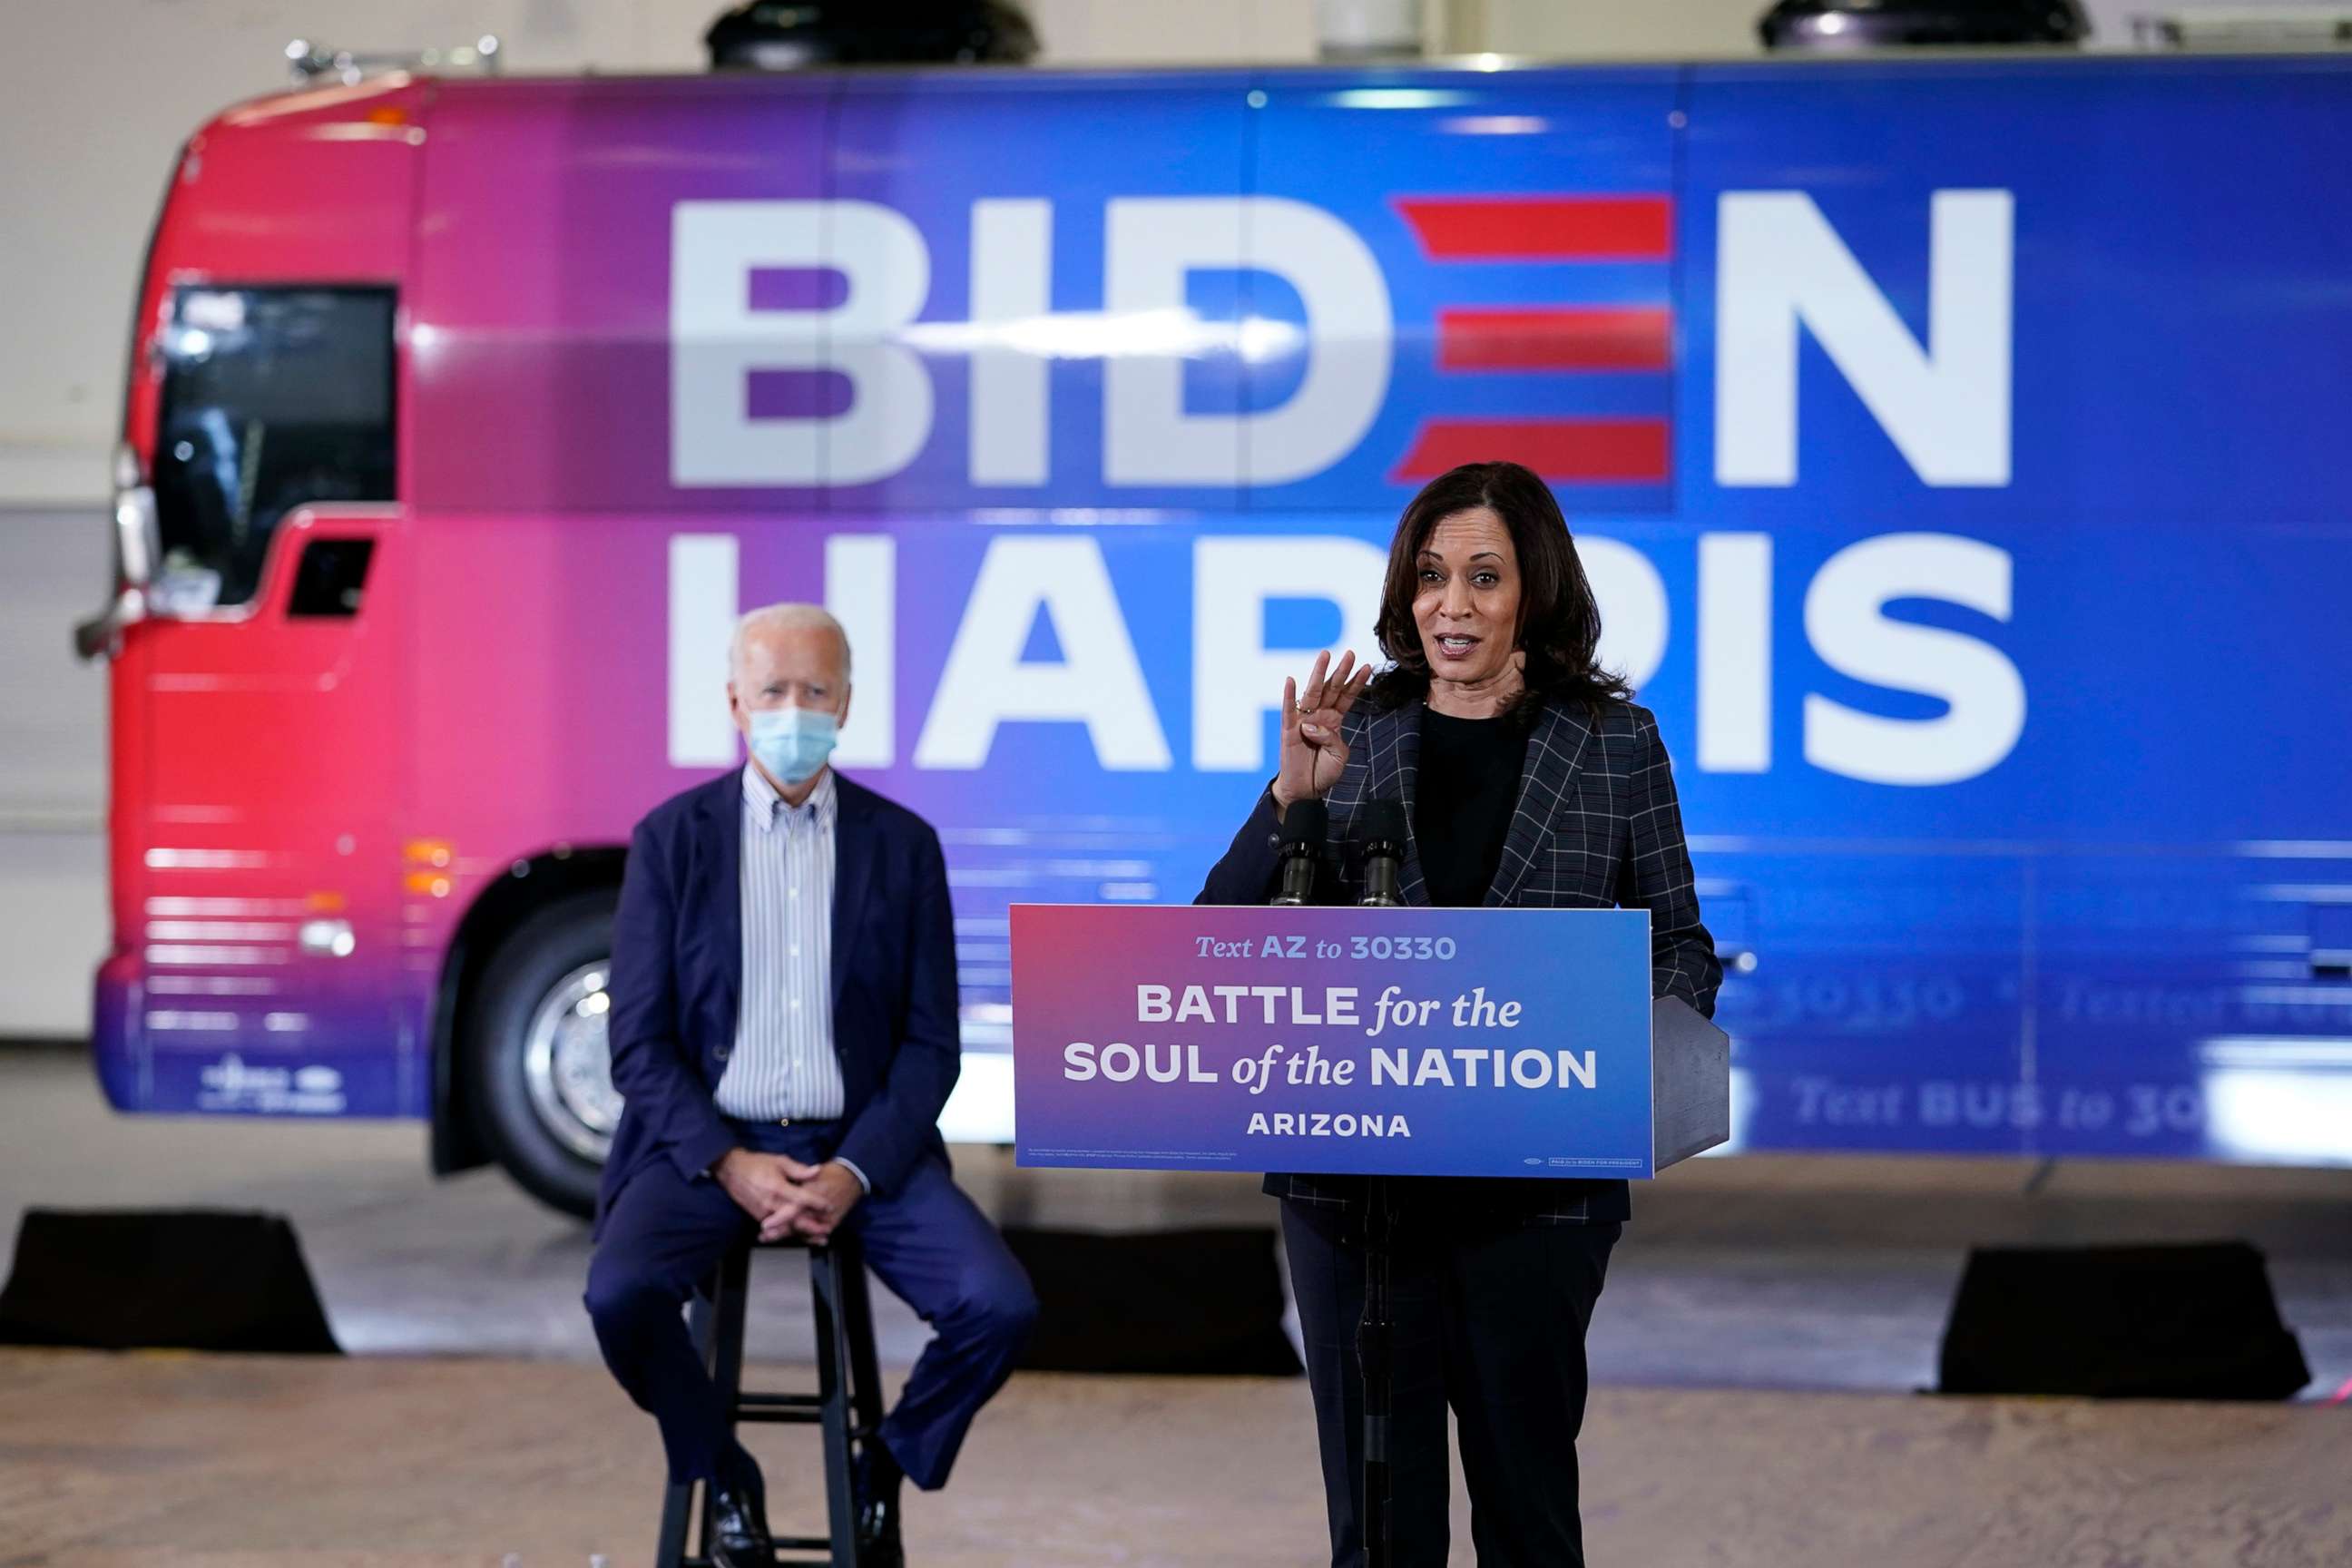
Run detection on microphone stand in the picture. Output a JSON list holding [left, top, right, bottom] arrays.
[[1353, 805, 1406, 1568], [1272, 792, 1406, 1568], [1358, 1176, 1396, 1568]]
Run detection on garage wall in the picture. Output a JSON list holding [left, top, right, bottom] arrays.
[[0, 510, 110, 1034]]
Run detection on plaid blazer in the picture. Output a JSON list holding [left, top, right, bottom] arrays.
[[1197, 693, 1720, 1225]]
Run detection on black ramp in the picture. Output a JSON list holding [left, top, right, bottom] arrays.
[[0, 1208, 341, 1354], [1938, 1240, 2308, 1399], [1004, 1226, 1302, 1376]]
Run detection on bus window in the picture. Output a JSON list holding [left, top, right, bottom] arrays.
[[151, 286, 395, 610]]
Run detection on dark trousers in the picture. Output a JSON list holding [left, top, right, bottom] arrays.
[[1281, 1197, 1620, 1568], [584, 1120, 1037, 1490]]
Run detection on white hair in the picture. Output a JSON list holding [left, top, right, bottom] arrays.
[[730, 603, 851, 683]]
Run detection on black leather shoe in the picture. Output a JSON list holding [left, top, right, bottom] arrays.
[[857, 1496, 905, 1568], [708, 1471, 776, 1568], [856, 1445, 906, 1568]]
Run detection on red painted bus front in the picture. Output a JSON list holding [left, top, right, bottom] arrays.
[[96, 78, 433, 1122]]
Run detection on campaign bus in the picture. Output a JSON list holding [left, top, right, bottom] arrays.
[[77, 54, 2352, 1213]]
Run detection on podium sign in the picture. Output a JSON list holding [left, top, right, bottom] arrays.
[[1010, 903, 1726, 1180]]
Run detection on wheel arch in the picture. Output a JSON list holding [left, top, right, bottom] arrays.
[[429, 844, 628, 1176]]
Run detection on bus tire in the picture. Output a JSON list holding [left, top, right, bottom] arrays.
[[463, 891, 622, 1220]]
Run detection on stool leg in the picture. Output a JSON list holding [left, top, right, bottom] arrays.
[[654, 1466, 696, 1567], [653, 1275, 723, 1568], [839, 1239, 886, 1448], [810, 1245, 862, 1568], [704, 1245, 753, 1558]]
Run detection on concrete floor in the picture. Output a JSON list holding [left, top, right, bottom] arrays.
[[4, 1349, 2347, 1567]]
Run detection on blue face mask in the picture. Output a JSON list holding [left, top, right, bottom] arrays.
[[747, 706, 838, 787]]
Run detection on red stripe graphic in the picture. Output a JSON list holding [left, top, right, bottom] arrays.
[[1390, 418, 1670, 484], [1437, 306, 1672, 372], [1396, 196, 1673, 260]]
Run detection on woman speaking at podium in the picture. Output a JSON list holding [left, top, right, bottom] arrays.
[[1198, 460, 1720, 1567]]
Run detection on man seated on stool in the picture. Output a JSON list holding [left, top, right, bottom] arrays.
[[585, 603, 1038, 1568]]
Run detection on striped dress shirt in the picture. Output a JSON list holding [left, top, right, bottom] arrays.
[[714, 763, 849, 1126]]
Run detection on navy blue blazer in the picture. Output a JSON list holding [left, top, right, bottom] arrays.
[[595, 768, 960, 1236]]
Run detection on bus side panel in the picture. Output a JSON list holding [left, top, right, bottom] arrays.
[[410, 78, 835, 518], [383, 63, 2352, 1163], [402, 78, 839, 962], [1677, 59, 2352, 1159]]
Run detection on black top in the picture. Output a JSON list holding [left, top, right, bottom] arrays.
[[1414, 708, 1531, 908], [1197, 695, 1710, 1230]]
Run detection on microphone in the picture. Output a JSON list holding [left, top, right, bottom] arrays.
[[1357, 799, 1406, 908], [1270, 798, 1328, 906]]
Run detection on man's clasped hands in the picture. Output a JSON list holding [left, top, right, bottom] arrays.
[[713, 1148, 865, 1243]]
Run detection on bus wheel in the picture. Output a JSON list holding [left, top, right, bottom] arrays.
[[464, 893, 622, 1219]]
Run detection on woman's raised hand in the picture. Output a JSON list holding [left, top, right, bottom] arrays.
[[1273, 650, 1375, 809]]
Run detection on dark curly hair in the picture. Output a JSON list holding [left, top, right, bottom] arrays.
[[1366, 460, 1632, 720]]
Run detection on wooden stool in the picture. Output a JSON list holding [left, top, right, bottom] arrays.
[[653, 1235, 885, 1568]]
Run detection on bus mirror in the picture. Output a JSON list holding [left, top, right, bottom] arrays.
[[116, 475, 160, 588], [73, 446, 161, 661], [74, 587, 147, 662]]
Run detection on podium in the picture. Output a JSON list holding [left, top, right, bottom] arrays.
[[1010, 900, 1730, 1568], [1649, 990, 1734, 1171], [1009, 903, 1730, 1179]]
